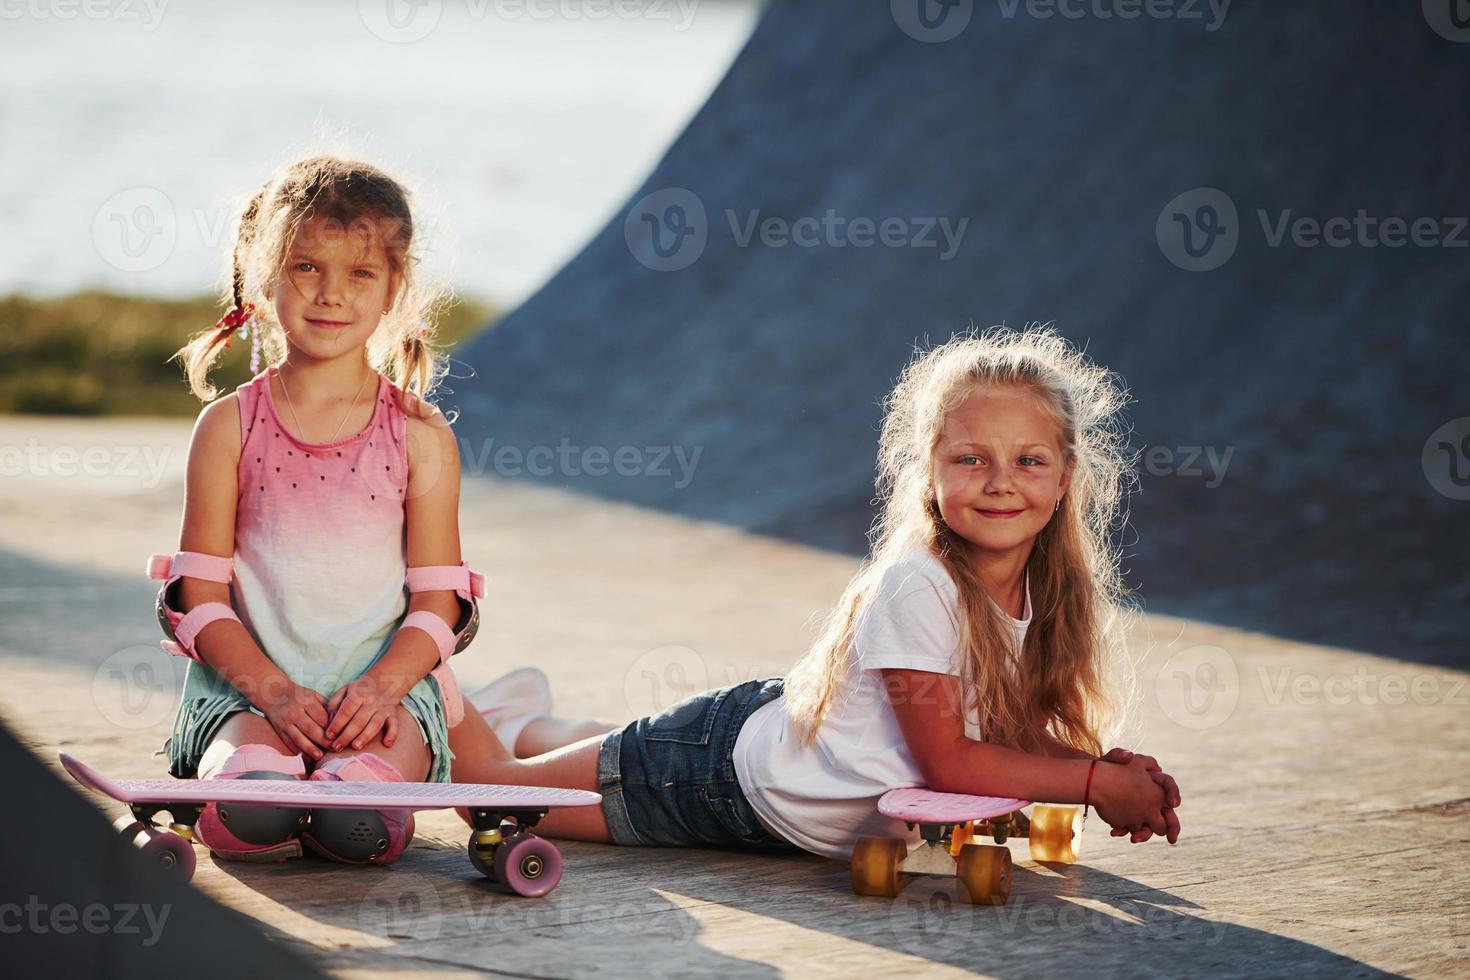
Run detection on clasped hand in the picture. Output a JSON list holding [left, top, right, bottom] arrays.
[[260, 677, 405, 760], [1092, 747, 1182, 845]]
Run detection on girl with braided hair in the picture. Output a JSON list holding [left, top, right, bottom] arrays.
[[153, 154, 484, 865]]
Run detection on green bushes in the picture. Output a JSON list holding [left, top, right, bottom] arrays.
[[0, 292, 497, 416]]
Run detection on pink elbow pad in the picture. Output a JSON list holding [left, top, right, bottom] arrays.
[[147, 551, 241, 662], [403, 560, 486, 728]]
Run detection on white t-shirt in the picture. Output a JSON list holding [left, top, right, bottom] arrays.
[[732, 548, 1030, 859]]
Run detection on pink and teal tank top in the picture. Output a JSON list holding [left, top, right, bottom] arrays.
[[164, 365, 455, 782]]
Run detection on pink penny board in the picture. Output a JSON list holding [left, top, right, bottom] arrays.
[[879, 787, 1029, 824], [59, 753, 601, 812]]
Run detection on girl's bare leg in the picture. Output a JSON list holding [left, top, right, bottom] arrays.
[[198, 711, 296, 778], [449, 698, 613, 843], [514, 716, 620, 757]]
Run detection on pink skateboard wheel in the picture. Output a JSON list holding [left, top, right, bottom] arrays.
[[492, 834, 562, 897], [115, 817, 197, 881]]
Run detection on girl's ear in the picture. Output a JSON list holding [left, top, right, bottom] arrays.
[[1058, 454, 1077, 498]]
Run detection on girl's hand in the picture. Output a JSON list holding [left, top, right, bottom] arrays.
[[261, 683, 331, 761], [1100, 749, 1183, 808], [324, 675, 404, 753], [1096, 748, 1182, 843], [1090, 755, 1176, 843]]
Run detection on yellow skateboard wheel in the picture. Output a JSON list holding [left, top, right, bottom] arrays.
[[956, 843, 1012, 906], [1028, 804, 1081, 864], [850, 837, 907, 897]]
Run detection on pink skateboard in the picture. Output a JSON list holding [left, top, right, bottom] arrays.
[[59, 753, 600, 897], [851, 787, 1083, 905]]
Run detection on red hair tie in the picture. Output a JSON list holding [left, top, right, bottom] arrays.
[[213, 302, 261, 371]]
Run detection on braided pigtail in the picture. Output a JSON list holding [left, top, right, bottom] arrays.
[[170, 189, 267, 401]]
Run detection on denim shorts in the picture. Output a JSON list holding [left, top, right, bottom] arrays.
[[597, 677, 797, 850]]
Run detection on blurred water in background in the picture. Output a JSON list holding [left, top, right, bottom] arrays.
[[0, 0, 757, 306]]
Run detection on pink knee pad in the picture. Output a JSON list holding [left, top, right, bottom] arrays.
[[301, 753, 415, 865], [194, 744, 308, 862]]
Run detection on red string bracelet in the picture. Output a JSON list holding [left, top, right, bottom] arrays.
[[1082, 757, 1099, 820]]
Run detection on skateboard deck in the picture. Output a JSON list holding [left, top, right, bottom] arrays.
[[59, 752, 599, 896], [878, 787, 1030, 823], [61, 753, 599, 812]]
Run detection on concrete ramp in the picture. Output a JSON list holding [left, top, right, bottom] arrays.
[[0, 720, 322, 977], [457, 0, 1470, 666]]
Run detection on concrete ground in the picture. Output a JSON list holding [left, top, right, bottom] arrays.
[[1, 414, 1466, 977]]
